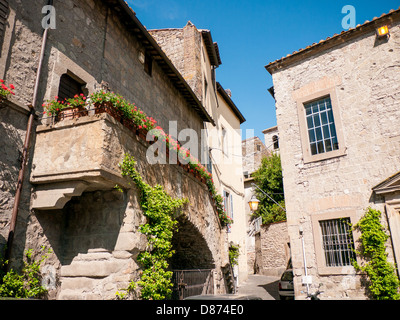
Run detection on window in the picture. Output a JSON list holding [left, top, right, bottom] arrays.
[[305, 97, 339, 156], [223, 190, 233, 220], [58, 74, 85, 101], [222, 127, 228, 157], [144, 52, 153, 76], [296, 87, 346, 163], [0, 0, 9, 52], [320, 218, 356, 267], [204, 78, 208, 104], [272, 135, 279, 150]]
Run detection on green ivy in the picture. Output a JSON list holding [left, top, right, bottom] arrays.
[[353, 208, 400, 300], [252, 153, 286, 225], [117, 154, 188, 300], [229, 244, 240, 267], [0, 247, 51, 299]]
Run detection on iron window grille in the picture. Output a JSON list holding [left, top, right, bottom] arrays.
[[320, 218, 356, 267], [305, 97, 339, 156]]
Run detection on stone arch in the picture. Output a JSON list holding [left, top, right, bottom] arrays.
[[169, 215, 215, 270]]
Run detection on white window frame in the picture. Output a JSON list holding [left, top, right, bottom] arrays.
[[296, 88, 346, 163]]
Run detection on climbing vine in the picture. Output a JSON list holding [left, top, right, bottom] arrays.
[[117, 154, 188, 300], [352, 208, 400, 300], [229, 244, 240, 267], [0, 247, 51, 299]]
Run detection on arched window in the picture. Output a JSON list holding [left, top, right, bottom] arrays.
[[273, 135, 279, 150]]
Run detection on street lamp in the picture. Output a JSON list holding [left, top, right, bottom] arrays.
[[248, 195, 260, 213]]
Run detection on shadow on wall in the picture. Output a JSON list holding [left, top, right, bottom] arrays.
[[35, 189, 127, 266], [169, 215, 215, 270]]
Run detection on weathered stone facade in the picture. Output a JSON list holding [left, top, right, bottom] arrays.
[[241, 137, 269, 274], [0, 0, 230, 300], [254, 221, 290, 277], [150, 23, 248, 286], [266, 9, 400, 299], [29, 114, 228, 299]]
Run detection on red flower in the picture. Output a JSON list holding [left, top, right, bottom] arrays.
[[10, 84, 15, 90]]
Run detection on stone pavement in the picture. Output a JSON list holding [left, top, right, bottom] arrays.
[[237, 275, 281, 300]]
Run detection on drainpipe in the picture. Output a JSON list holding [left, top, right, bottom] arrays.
[[299, 226, 310, 297], [4, 4, 51, 265]]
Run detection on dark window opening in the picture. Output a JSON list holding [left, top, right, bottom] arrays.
[[273, 135, 279, 150], [58, 74, 85, 101], [144, 53, 153, 76]]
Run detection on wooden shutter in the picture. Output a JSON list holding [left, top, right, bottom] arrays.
[[57, 74, 84, 101], [0, 0, 9, 51]]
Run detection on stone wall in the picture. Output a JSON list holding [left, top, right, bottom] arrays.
[[4, 0, 204, 138], [150, 23, 203, 102], [0, 0, 228, 299], [254, 222, 290, 277], [271, 17, 400, 299], [27, 114, 229, 299], [0, 101, 29, 250], [241, 137, 269, 176]]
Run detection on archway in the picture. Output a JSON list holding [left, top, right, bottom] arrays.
[[169, 215, 215, 299]]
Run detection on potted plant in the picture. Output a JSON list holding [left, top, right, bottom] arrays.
[[0, 79, 15, 103], [62, 94, 88, 120]]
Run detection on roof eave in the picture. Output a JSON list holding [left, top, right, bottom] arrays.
[[201, 30, 222, 67], [216, 82, 246, 124], [103, 0, 215, 125], [265, 8, 400, 74]]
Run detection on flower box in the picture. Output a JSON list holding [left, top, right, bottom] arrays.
[[94, 102, 123, 122], [137, 128, 148, 141], [56, 107, 88, 122]]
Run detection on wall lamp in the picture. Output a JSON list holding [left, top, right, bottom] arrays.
[[248, 195, 260, 213], [376, 25, 390, 39]]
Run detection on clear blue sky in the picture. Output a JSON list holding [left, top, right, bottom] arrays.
[[128, 0, 399, 140]]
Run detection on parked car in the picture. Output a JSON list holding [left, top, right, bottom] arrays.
[[278, 269, 294, 300]]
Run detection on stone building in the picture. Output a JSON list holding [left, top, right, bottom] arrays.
[[265, 8, 400, 299], [254, 221, 290, 277], [262, 126, 280, 154], [241, 136, 269, 273], [0, 0, 232, 299], [150, 23, 248, 286]]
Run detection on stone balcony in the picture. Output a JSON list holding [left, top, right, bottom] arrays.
[[29, 110, 229, 299], [30, 113, 145, 210]]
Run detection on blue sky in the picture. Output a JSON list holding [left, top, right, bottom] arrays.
[[128, 1, 399, 140]]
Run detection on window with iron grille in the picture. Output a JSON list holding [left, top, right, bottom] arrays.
[[320, 218, 356, 267], [305, 96, 339, 156]]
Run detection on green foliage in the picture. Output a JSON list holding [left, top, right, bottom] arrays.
[[0, 79, 15, 100], [252, 153, 286, 225], [0, 247, 51, 299], [118, 154, 188, 300], [353, 208, 400, 300], [45, 89, 231, 227], [229, 244, 240, 267]]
